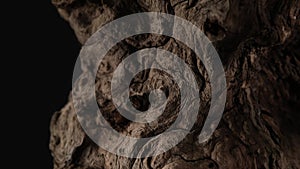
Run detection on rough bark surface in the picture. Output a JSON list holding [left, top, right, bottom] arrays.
[[50, 0, 300, 168]]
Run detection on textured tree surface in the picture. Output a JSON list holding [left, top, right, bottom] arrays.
[[49, 0, 300, 168]]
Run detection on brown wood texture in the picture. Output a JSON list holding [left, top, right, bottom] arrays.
[[50, 0, 300, 168]]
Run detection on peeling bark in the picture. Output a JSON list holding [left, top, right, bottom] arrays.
[[50, 0, 300, 168]]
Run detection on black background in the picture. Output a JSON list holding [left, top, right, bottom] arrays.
[[38, 1, 81, 168], [10, 1, 81, 168]]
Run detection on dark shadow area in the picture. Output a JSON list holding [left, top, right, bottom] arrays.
[[17, 1, 81, 168]]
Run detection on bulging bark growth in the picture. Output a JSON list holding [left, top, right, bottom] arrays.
[[50, 0, 300, 168]]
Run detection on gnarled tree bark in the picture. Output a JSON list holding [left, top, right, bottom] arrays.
[[50, 0, 300, 168]]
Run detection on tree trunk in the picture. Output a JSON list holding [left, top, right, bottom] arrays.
[[49, 0, 300, 168]]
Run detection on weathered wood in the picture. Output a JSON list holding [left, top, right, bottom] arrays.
[[50, 0, 300, 168]]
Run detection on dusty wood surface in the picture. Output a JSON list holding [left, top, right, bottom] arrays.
[[50, 0, 300, 168]]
